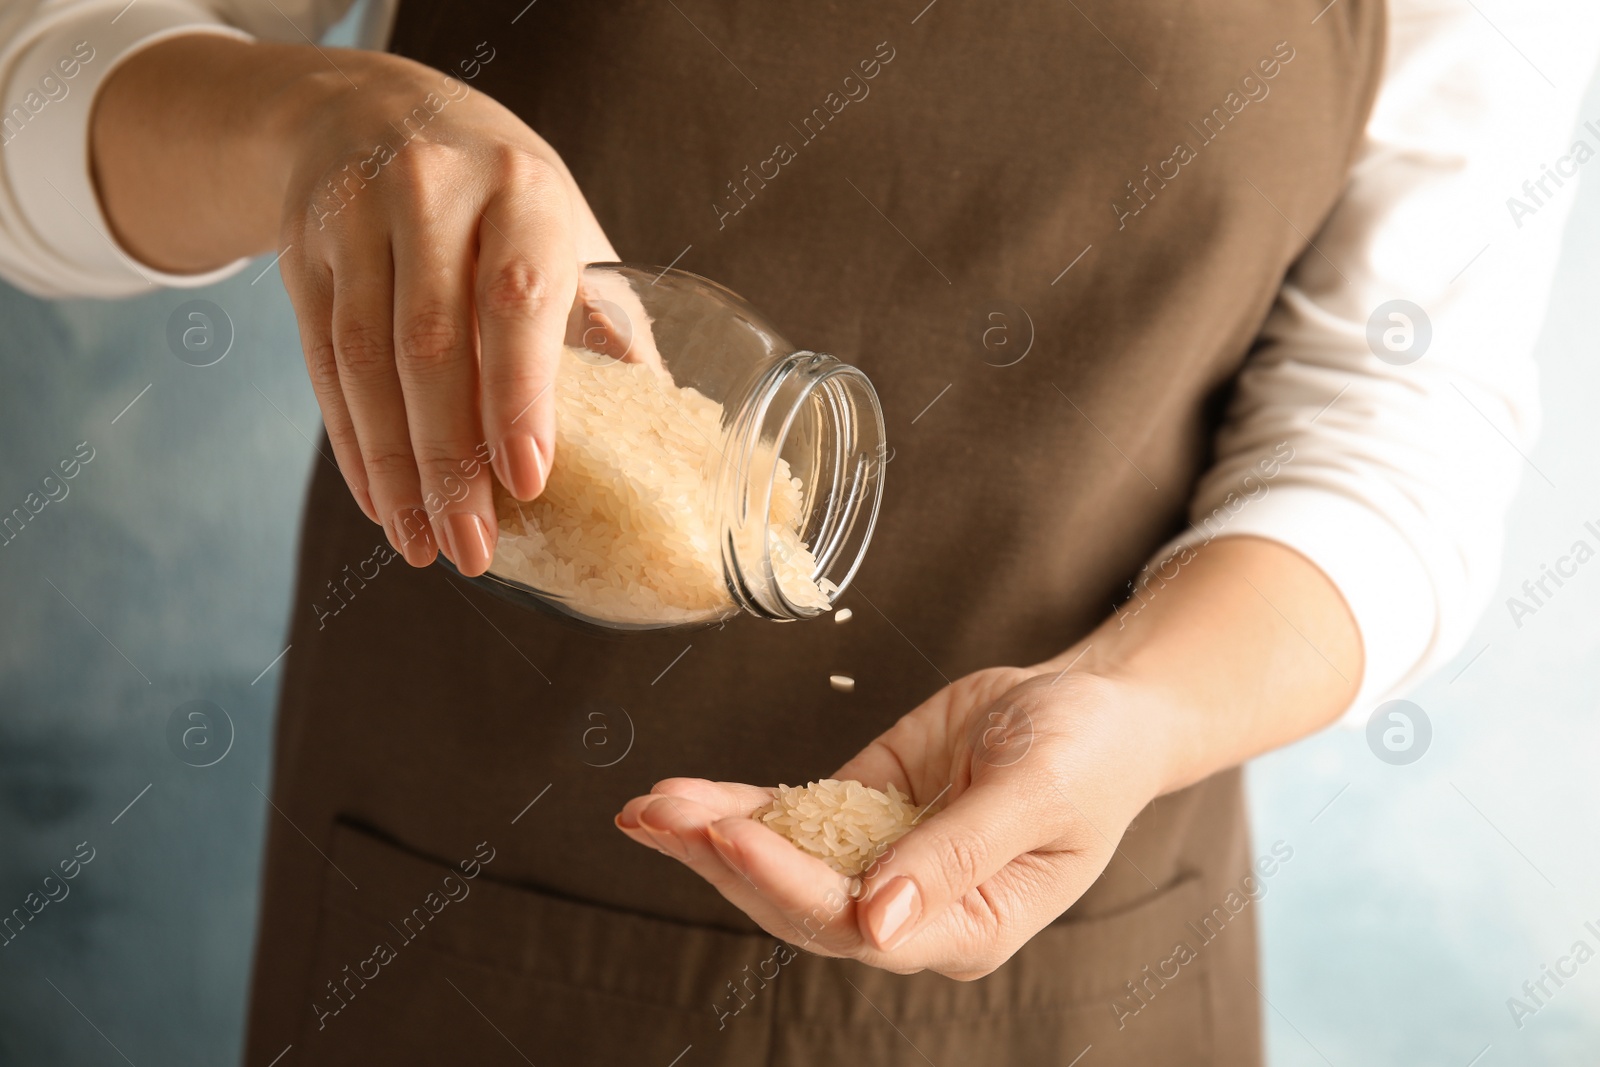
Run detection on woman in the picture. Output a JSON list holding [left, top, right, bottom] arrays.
[[1, 0, 1594, 1062]]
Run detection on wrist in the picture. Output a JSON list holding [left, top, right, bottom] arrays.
[[1039, 612, 1280, 804], [1084, 659, 1207, 802], [1037, 536, 1362, 801], [92, 34, 310, 269], [1023, 666, 1179, 822], [91, 35, 396, 271]]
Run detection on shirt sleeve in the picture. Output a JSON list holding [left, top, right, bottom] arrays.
[[0, 0, 363, 299], [1154, 0, 1600, 722]]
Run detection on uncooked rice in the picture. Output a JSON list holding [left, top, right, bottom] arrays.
[[758, 779, 930, 876], [490, 346, 836, 624]]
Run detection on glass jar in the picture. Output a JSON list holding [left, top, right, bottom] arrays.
[[458, 263, 886, 631]]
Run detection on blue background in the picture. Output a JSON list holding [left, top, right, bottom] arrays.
[[1, 16, 1597, 1067], [1252, 63, 1600, 1067]]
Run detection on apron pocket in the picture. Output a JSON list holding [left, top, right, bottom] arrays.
[[292, 819, 777, 1066], [293, 820, 1222, 1066], [771, 873, 1219, 1067]]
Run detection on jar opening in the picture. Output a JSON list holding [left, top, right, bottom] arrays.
[[719, 352, 886, 620]]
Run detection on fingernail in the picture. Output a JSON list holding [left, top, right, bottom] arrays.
[[706, 822, 742, 868], [637, 801, 670, 834], [443, 512, 493, 576], [869, 877, 920, 951], [497, 433, 546, 500], [614, 809, 639, 831], [637, 806, 687, 860], [390, 508, 437, 567]]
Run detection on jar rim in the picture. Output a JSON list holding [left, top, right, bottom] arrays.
[[718, 350, 887, 621]]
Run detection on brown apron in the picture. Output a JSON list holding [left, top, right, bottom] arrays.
[[245, 2, 1383, 1063]]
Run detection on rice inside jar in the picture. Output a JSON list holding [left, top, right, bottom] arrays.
[[459, 263, 885, 632], [490, 346, 836, 625]]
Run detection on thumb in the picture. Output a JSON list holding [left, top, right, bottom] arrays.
[[856, 773, 1052, 953]]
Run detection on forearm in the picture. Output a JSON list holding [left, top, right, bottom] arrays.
[[86, 28, 629, 571], [89, 35, 331, 272], [1045, 535, 1363, 797]]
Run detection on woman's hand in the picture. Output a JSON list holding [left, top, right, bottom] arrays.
[[616, 667, 1168, 979], [94, 36, 626, 574], [614, 536, 1363, 977]]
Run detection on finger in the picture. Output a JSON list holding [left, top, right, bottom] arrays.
[[612, 810, 663, 853], [566, 293, 632, 360], [901, 849, 1091, 979], [329, 235, 437, 567], [708, 815, 865, 955], [832, 670, 1043, 795], [613, 780, 771, 851], [632, 795, 809, 932], [649, 778, 776, 817], [476, 161, 577, 502], [855, 774, 1057, 954], [391, 194, 497, 577], [615, 784, 761, 835], [617, 793, 862, 955], [829, 739, 916, 801], [565, 269, 666, 373], [282, 252, 377, 523], [829, 682, 976, 799]]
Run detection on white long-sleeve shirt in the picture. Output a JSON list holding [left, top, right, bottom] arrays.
[[2, 0, 1597, 720]]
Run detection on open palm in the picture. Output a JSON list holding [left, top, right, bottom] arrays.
[[616, 666, 1162, 979]]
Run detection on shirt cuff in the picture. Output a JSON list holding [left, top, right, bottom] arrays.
[[1153, 485, 1437, 726], [1, 1, 254, 297]]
